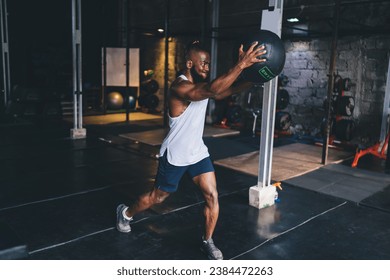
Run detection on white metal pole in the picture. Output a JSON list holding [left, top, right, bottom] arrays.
[[71, 0, 86, 139], [249, 0, 284, 209], [380, 59, 390, 142], [0, 0, 11, 107], [72, 0, 78, 130], [266, 78, 278, 186], [76, 0, 83, 129]]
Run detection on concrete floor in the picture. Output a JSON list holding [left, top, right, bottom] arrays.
[[0, 115, 390, 260]]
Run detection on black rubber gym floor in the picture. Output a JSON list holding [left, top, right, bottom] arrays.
[[1, 118, 390, 260]]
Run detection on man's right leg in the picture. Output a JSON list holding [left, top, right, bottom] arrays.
[[128, 188, 170, 217], [117, 188, 170, 233], [117, 150, 184, 233]]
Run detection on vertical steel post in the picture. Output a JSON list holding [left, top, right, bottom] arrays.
[[125, 0, 130, 122], [163, 0, 170, 127], [382, 59, 390, 169], [72, 0, 78, 130], [210, 0, 219, 81], [322, 0, 341, 164], [102, 47, 107, 114], [380, 59, 390, 142], [249, 0, 284, 209], [206, 0, 219, 124], [258, 79, 278, 187], [258, 0, 283, 187], [71, 0, 86, 139], [0, 0, 11, 107]]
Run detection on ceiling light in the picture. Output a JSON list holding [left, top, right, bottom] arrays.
[[287, 18, 299, 23], [157, 28, 164, 33]]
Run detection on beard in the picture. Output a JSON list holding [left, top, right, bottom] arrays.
[[190, 67, 209, 83]]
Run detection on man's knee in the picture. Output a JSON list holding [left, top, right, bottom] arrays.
[[204, 187, 219, 205]]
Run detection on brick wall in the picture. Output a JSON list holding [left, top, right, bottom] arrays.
[[282, 35, 390, 143]]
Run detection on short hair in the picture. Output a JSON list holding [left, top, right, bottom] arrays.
[[184, 40, 209, 61]]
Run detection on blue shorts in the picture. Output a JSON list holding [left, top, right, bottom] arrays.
[[154, 152, 215, 193]]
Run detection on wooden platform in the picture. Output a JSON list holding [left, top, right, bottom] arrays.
[[214, 143, 354, 182]]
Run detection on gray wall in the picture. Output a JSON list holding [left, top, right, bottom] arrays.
[[282, 35, 390, 143]]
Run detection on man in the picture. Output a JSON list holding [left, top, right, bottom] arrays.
[[116, 40, 266, 260]]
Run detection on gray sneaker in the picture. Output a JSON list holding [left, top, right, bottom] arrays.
[[201, 238, 223, 260], [116, 204, 133, 233]]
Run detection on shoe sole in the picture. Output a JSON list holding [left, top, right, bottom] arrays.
[[116, 204, 131, 233], [200, 247, 223, 260]]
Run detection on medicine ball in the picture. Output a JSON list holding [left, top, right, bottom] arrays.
[[240, 30, 286, 84], [141, 79, 159, 94], [107, 91, 124, 110], [139, 94, 159, 109], [128, 95, 136, 109]]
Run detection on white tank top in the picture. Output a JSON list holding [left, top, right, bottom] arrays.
[[159, 75, 210, 166]]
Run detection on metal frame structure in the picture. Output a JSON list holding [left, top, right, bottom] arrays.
[[380, 58, 390, 142], [0, 0, 10, 107], [249, 0, 284, 209], [163, 0, 170, 127], [71, 0, 86, 139], [124, 0, 131, 122], [206, 0, 220, 124], [322, 0, 341, 164], [1, 0, 86, 139]]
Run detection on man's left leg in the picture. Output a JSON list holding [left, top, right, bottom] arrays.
[[193, 171, 223, 260]]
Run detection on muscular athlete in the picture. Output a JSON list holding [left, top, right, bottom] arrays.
[[116, 40, 266, 260]]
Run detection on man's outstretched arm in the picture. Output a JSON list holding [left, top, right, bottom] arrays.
[[172, 42, 266, 101]]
